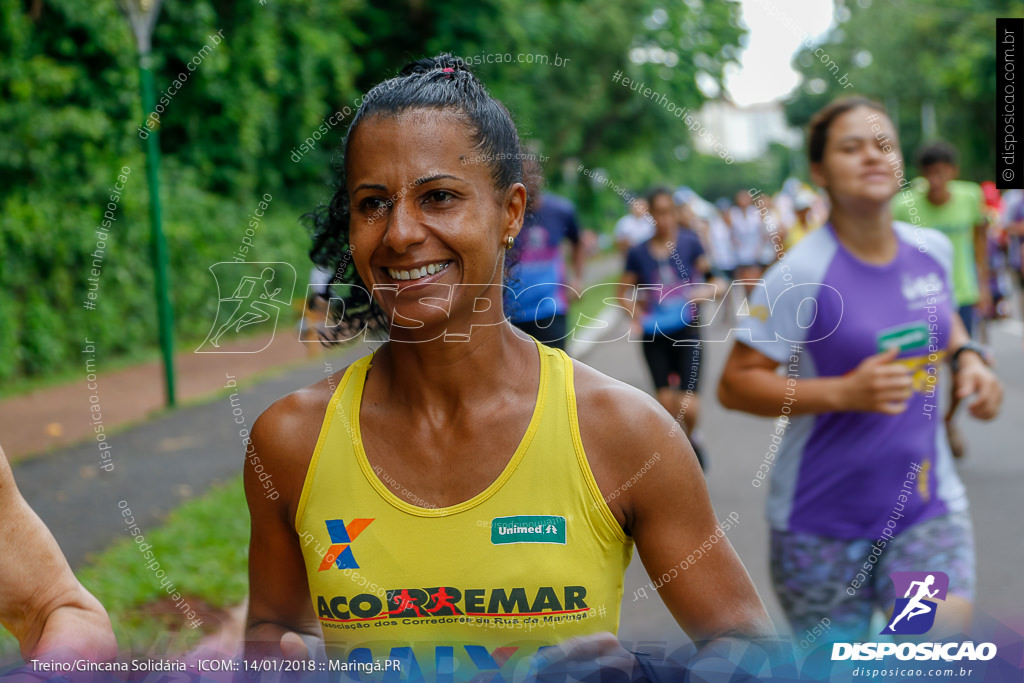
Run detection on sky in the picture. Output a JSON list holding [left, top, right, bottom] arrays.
[[724, 0, 837, 106]]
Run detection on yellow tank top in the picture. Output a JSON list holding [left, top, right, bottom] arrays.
[[295, 340, 633, 679]]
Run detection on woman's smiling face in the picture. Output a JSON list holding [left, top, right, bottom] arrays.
[[346, 109, 526, 338], [811, 105, 901, 207]]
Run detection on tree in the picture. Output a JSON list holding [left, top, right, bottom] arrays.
[[786, 0, 1024, 180]]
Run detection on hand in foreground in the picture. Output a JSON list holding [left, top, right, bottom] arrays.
[[529, 632, 635, 681], [953, 355, 1002, 420], [840, 348, 913, 414]]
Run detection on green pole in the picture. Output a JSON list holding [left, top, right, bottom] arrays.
[[138, 52, 176, 407]]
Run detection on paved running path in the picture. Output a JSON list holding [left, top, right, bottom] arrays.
[[0, 329, 317, 462]]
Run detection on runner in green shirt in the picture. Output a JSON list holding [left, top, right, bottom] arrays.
[[892, 142, 991, 460], [892, 142, 990, 336]]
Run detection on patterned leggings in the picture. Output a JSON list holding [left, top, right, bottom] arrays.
[[770, 511, 975, 645]]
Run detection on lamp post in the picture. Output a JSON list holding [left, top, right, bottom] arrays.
[[118, 0, 176, 407]]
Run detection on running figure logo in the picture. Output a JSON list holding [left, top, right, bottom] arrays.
[[196, 262, 296, 353], [882, 571, 949, 635], [387, 587, 464, 618]]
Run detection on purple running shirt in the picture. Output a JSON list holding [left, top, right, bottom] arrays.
[[736, 221, 967, 540]]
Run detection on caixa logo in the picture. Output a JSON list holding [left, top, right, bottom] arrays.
[[831, 571, 997, 662]]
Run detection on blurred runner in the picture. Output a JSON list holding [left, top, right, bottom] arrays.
[[782, 190, 820, 251], [613, 197, 654, 254], [505, 192, 585, 350], [621, 188, 720, 469], [708, 199, 738, 283], [730, 189, 766, 295], [709, 198, 740, 324], [981, 182, 1012, 320], [1003, 189, 1024, 324], [892, 142, 990, 337], [718, 97, 1003, 643]]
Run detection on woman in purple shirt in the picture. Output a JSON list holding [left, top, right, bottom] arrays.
[[718, 97, 1002, 645]]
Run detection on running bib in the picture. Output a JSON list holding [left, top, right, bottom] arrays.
[[876, 321, 930, 354]]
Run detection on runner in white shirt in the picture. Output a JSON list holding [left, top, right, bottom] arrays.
[[729, 190, 766, 293], [614, 198, 655, 254]]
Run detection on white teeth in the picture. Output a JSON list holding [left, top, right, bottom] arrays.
[[387, 262, 449, 281]]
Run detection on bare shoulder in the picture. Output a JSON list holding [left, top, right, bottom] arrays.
[[570, 358, 688, 478], [246, 366, 350, 522]]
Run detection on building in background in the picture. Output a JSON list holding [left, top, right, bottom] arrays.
[[695, 99, 800, 162]]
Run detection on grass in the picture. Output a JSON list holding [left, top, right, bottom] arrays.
[[0, 476, 251, 659], [568, 273, 622, 332]]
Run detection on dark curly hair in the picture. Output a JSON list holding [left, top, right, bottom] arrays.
[[305, 53, 542, 341], [916, 141, 958, 169]]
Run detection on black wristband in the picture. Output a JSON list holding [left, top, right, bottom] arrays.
[[950, 342, 990, 374]]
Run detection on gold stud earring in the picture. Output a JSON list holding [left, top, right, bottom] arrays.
[[504, 235, 515, 250]]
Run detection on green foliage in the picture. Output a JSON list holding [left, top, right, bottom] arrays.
[[0, 172, 310, 381], [786, 0, 1024, 181], [1, 0, 748, 384], [343, 0, 746, 229]]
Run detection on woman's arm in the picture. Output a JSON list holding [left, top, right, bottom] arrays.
[[625, 411, 772, 639], [244, 389, 331, 659], [574, 366, 773, 641], [718, 341, 915, 417], [0, 445, 117, 661], [945, 314, 1002, 420]]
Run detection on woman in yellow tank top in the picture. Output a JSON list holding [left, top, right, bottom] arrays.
[[242, 54, 772, 679]]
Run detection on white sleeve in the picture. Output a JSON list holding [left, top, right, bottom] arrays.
[[734, 263, 814, 362], [733, 230, 840, 362], [613, 216, 630, 240]]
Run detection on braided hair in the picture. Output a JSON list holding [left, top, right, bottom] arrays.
[[306, 54, 541, 341]]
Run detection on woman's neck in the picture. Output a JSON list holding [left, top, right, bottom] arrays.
[[927, 184, 951, 206], [653, 223, 676, 243], [371, 322, 537, 415], [829, 201, 898, 264]]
